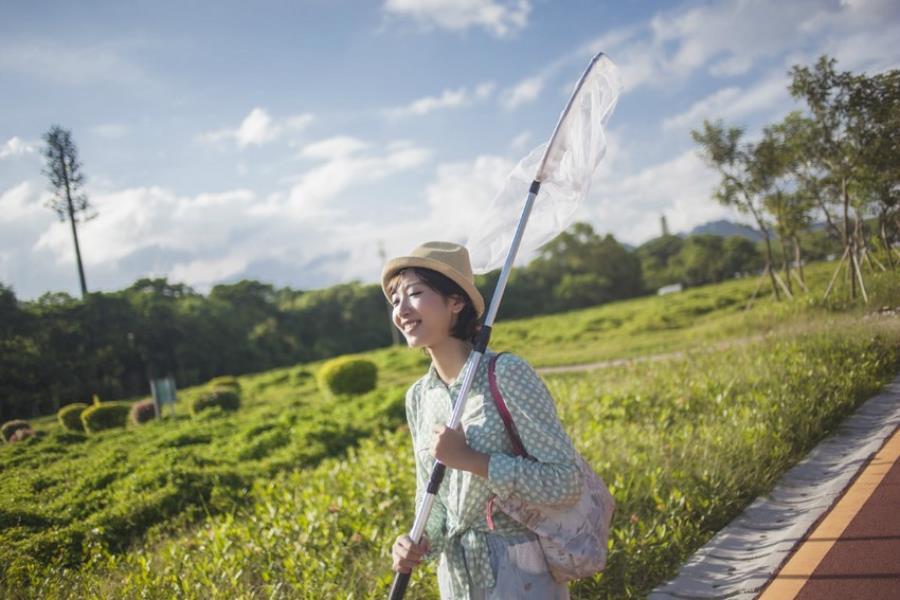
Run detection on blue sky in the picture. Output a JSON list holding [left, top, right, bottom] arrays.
[[2, 0, 898, 300]]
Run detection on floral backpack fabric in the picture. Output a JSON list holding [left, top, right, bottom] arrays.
[[485, 352, 616, 583]]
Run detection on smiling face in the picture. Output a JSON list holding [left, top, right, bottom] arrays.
[[389, 269, 465, 349]]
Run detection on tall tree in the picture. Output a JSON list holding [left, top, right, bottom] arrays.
[[755, 122, 815, 290], [855, 69, 900, 270], [787, 56, 900, 299], [692, 121, 783, 299], [42, 125, 96, 299]]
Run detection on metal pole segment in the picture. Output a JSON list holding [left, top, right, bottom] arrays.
[[482, 181, 541, 328]]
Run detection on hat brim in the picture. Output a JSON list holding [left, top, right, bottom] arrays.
[[381, 256, 485, 319]]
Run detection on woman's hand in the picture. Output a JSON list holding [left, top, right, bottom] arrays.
[[392, 533, 429, 574], [430, 425, 489, 477]]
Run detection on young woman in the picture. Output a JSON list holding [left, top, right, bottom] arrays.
[[383, 241, 581, 599]]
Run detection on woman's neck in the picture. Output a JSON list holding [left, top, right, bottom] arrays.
[[428, 337, 474, 386]]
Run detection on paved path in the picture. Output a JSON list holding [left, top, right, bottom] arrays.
[[758, 426, 900, 599], [649, 373, 900, 600]]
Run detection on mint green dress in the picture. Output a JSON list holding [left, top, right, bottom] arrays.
[[405, 348, 581, 599]]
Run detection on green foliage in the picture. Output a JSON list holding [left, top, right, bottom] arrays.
[[2, 419, 31, 442], [7, 323, 898, 598], [317, 356, 378, 396], [293, 367, 313, 384], [57, 403, 89, 432], [129, 399, 157, 425], [0, 264, 897, 597], [487, 222, 644, 316], [207, 375, 240, 392], [636, 234, 763, 291], [81, 403, 131, 433], [190, 388, 241, 415]]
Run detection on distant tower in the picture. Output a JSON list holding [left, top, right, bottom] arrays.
[[660, 214, 670, 237]]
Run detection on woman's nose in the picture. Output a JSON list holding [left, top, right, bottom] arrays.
[[395, 295, 412, 316]]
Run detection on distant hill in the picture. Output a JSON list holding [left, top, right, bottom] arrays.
[[688, 220, 765, 241]]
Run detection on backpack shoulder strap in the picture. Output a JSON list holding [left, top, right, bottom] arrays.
[[488, 352, 530, 458]]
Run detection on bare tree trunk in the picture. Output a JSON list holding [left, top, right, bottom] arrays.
[[792, 235, 806, 285], [747, 201, 781, 301], [779, 232, 793, 295], [842, 177, 856, 300], [824, 246, 849, 300], [817, 198, 842, 242], [881, 212, 896, 270]]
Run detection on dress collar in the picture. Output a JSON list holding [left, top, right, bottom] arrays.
[[424, 347, 494, 391]]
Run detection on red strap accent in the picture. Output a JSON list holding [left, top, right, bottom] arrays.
[[485, 351, 530, 531], [485, 352, 529, 531], [488, 352, 529, 458], [486, 496, 497, 530]]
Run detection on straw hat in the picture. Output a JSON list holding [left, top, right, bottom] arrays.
[[381, 241, 485, 318]]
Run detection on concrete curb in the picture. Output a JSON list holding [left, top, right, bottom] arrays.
[[648, 373, 900, 600]]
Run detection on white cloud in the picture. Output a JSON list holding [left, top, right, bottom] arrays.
[[0, 137, 37, 159], [252, 139, 432, 220], [300, 136, 370, 160], [663, 71, 793, 132], [501, 75, 543, 109], [22, 138, 429, 292], [662, 87, 742, 131], [0, 181, 46, 222], [509, 130, 532, 152], [383, 0, 531, 37], [313, 153, 520, 285], [423, 155, 516, 242], [588, 149, 745, 245], [584, 0, 900, 93], [198, 107, 314, 148], [475, 82, 496, 99], [91, 124, 130, 139], [169, 255, 249, 286], [33, 187, 260, 267], [387, 81, 495, 118]]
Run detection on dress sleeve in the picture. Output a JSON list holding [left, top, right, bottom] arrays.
[[485, 353, 582, 507], [405, 381, 447, 560]]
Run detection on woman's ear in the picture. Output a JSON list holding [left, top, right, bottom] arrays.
[[448, 293, 466, 315]]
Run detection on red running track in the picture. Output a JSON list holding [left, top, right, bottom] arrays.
[[759, 426, 900, 600]]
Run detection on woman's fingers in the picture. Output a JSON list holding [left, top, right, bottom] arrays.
[[392, 534, 428, 573]]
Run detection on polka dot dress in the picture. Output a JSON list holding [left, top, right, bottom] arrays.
[[405, 348, 579, 599]]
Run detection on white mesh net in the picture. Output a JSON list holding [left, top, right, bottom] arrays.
[[465, 53, 622, 274]]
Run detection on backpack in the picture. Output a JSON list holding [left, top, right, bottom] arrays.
[[484, 352, 616, 583]]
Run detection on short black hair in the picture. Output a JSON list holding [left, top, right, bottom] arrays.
[[387, 267, 481, 344]]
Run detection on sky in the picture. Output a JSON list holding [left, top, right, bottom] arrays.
[[1, 0, 899, 300]]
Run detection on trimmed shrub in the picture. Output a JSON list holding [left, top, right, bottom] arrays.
[[316, 357, 378, 396], [191, 388, 241, 416], [130, 399, 157, 425], [81, 402, 131, 433], [1, 420, 31, 442], [9, 428, 36, 443], [208, 376, 241, 392], [58, 403, 89, 432]]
